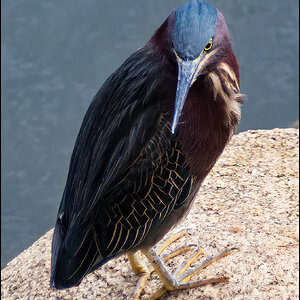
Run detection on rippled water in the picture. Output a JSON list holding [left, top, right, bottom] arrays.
[[2, 0, 299, 268]]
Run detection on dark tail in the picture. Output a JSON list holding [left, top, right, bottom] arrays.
[[50, 212, 68, 289], [50, 213, 106, 289]]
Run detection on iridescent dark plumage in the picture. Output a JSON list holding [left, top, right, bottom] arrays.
[[50, 0, 245, 290]]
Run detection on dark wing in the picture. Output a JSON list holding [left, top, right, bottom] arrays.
[[50, 47, 173, 288], [95, 135, 193, 259]]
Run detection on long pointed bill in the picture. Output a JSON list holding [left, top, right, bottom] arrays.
[[171, 59, 203, 134]]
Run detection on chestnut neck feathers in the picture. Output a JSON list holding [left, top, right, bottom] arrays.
[[148, 9, 243, 178]]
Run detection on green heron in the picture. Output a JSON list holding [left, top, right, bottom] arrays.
[[50, 0, 245, 298]]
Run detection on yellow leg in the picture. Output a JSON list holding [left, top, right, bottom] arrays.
[[174, 247, 204, 277], [127, 252, 148, 274], [133, 270, 151, 300], [128, 229, 235, 300], [163, 245, 196, 263], [128, 252, 151, 300], [142, 247, 238, 300], [129, 229, 194, 300], [156, 229, 190, 255], [179, 247, 238, 283]]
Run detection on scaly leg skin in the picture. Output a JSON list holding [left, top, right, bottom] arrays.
[[128, 252, 150, 300], [142, 247, 239, 300], [128, 252, 148, 275], [156, 228, 191, 255], [128, 229, 195, 299]]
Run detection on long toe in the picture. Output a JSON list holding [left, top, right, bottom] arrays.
[[142, 246, 238, 299]]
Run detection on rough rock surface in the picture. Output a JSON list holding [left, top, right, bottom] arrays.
[[2, 128, 299, 300]]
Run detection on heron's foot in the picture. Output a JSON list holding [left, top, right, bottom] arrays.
[[128, 252, 148, 275], [143, 247, 239, 300], [129, 229, 195, 299], [127, 252, 150, 300]]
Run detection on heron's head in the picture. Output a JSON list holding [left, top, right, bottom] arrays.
[[168, 0, 233, 133]]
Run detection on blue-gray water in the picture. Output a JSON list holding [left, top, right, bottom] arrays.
[[1, 0, 299, 269]]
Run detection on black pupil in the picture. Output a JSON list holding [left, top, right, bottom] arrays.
[[206, 42, 211, 49]]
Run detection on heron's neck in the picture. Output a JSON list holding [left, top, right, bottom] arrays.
[[175, 71, 241, 179]]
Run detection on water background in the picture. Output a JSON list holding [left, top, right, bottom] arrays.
[[2, 0, 299, 268]]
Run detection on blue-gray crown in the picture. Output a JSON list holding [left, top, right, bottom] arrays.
[[173, 0, 217, 60]]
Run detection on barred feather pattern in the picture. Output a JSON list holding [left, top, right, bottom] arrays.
[[66, 115, 194, 281]]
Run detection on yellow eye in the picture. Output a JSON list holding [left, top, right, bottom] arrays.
[[204, 40, 213, 51]]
